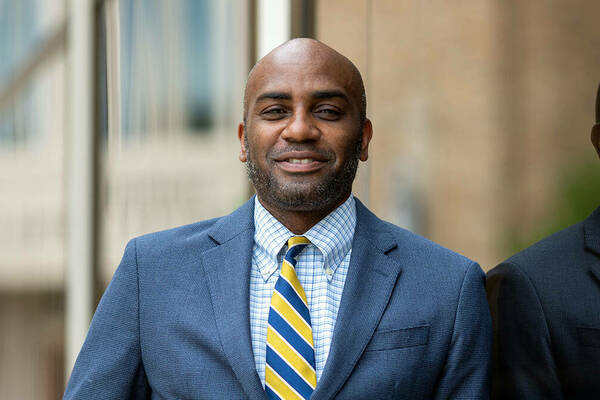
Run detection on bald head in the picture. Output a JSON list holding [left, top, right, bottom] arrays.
[[243, 38, 366, 125]]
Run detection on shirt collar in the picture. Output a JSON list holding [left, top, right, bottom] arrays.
[[253, 195, 356, 282]]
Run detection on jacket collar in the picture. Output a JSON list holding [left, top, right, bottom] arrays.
[[583, 206, 600, 284], [584, 206, 600, 255], [207, 196, 255, 245], [201, 197, 268, 399]]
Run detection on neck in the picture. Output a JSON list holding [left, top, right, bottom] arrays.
[[257, 193, 350, 235]]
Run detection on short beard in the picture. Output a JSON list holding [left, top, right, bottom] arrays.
[[245, 133, 362, 212]]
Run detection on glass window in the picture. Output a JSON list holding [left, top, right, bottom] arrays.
[[0, 1, 67, 398], [100, 0, 251, 282]]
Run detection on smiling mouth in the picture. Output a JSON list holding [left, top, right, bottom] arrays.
[[276, 158, 327, 173], [287, 158, 315, 164]]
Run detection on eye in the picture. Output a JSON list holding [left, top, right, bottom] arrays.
[[261, 106, 289, 120], [314, 106, 343, 121]]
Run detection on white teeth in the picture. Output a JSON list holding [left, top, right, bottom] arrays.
[[288, 158, 314, 164]]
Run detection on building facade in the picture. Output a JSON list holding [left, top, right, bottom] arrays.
[[1, 1, 600, 398]]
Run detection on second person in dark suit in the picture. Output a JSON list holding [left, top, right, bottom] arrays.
[[487, 83, 600, 399]]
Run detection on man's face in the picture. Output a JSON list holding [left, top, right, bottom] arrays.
[[238, 43, 372, 213], [592, 123, 600, 158]]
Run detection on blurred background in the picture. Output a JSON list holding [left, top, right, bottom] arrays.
[[1, 0, 600, 398]]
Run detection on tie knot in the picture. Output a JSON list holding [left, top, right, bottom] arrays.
[[285, 236, 310, 262], [288, 235, 310, 247]]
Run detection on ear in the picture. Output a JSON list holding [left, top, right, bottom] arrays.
[[238, 122, 247, 162], [592, 123, 600, 159], [359, 119, 373, 162]]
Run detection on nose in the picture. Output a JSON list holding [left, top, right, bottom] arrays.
[[281, 110, 320, 142]]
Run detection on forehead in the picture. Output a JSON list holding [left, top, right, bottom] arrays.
[[246, 49, 357, 105]]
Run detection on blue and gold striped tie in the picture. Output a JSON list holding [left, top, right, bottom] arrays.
[[265, 236, 316, 400]]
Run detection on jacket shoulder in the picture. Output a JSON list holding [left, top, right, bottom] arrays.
[[355, 198, 476, 275], [502, 221, 584, 272], [375, 218, 478, 277], [129, 197, 255, 256], [133, 217, 220, 251]]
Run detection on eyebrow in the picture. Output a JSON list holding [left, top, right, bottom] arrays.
[[254, 90, 350, 104], [255, 92, 291, 103], [312, 90, 349, 103]]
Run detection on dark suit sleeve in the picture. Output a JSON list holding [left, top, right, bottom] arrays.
[[487, 262, 563, 400], [63, 239, 150, 400], [434, 262, 492, 400]]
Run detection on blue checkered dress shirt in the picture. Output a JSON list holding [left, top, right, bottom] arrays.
[[250, 195, 356, 387]]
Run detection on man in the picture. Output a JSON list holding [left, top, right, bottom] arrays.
[[487, 84, 600, 399], [64, 39, 491, 399]]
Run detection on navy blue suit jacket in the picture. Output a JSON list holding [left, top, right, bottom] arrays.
[[487, 207, 600, 399], [64, 198, 491, 399]]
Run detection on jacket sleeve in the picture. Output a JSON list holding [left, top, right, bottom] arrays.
[[434, 261, 492, 400], [63, 239, 150, 400], [486, 262, 562, 400]]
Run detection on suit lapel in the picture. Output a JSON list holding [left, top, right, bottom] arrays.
[[583, 206, 600, 285], [199, 198, 268, 400], [312, 201, 403, 400]]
